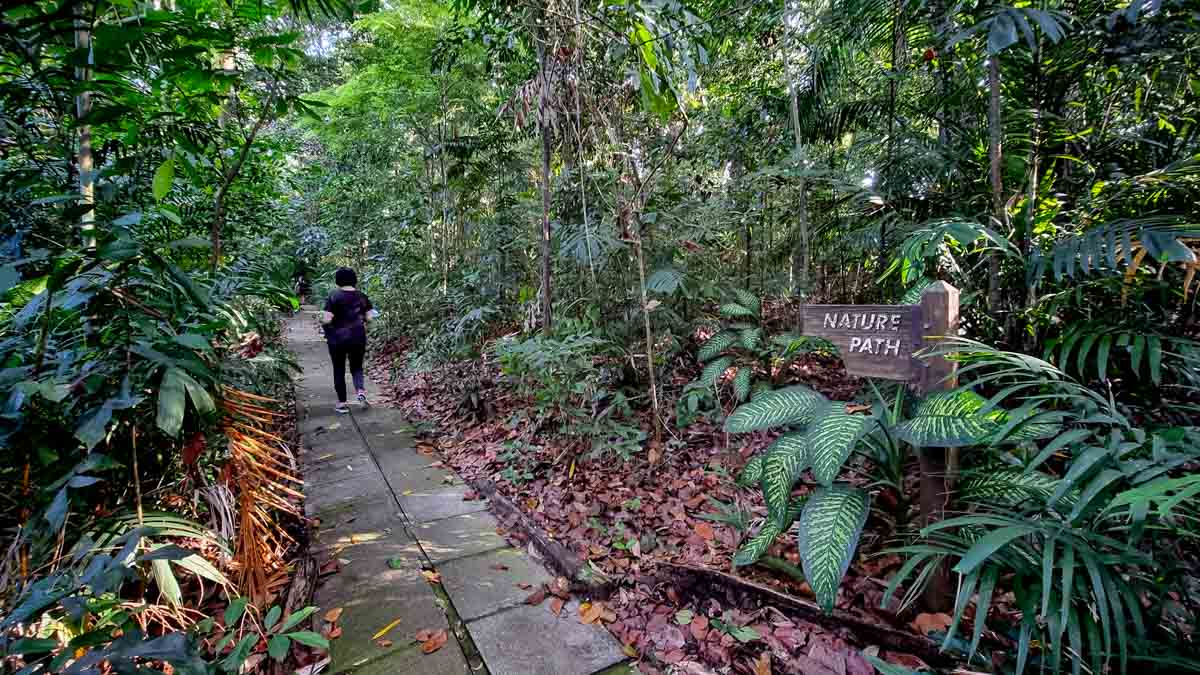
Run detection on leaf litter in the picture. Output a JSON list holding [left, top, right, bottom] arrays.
[[368, 340, 937, 674]]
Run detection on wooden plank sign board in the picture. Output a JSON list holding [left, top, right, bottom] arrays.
[[801, 304, 923, 381]]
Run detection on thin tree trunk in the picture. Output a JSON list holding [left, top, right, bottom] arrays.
[[75, 2, 94, 249], [881, 0, 902, 265], [536, 8, 553, 334], [211, 88, 276, 272], [1024, 38, 1041, 310], [572, 0, 596, 289], [987, 55, 1004, 311], [784, 28, 809, 328]]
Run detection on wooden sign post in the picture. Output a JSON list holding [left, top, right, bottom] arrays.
[[800, 281, 960, 610]]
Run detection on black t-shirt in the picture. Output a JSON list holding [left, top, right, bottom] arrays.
[[323, 289, 373, 346]]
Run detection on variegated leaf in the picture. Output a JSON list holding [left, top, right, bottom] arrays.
[[733, 288, 762, 316], [737, 454, 764, 487], [806, 405, 870, 485], [732, 498, 807, 567], [698, 331, 737, 362], [724, 385, 828, 433], [739, 327, 763, 351], [720, 303, 755, 318], [796, 485, 871, 613], [733, 520, 780, 567], [761, 433, 807, 528], [894, 390, 994, 447], [732, 367, 752, 402], [700, 356, 734, 388], [960, 467, 1076, 507]]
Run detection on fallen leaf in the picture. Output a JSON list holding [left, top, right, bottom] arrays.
[[549, 597, 564, 616], [694, 522, 715, 541], [622, 643, 638, 658], [420, 629, 448, 654], [323, 608, 343, 623], [754, 652, 772, 675], [844, 403, 871, 414], [525, 589, 547, 605], [910, 612, 952, 636], [421, 570, 441, 584], [316, 453, 335, 461], [371, 618, 403, 640], [415, 629, 434, 642], [376, 640, 393, 648], [579, 601, 614, 625], [322, 625, 342, 640], [463, 489, 479, 501], [490, 564, 509, 572], [516, 582, 534, 590], [387, 557, 406, 570], [549, 577, 571, 599]]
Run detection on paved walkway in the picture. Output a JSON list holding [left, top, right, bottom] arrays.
[[287, 310, 629, 675]]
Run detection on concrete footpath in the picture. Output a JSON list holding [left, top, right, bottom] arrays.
[[287, 310, 629, 675]]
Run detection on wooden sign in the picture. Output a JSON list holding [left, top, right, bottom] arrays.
[[801, 304, 923, 381]]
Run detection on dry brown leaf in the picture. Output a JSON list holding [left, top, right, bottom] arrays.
[[549, 577, 571, 599], [489, 564, 509, 572], [622, 643, 638, 658], [694, 522, 715, 541], [910, 612, 952, 636], [421, 570, 441, 584], [524, 588, 547, 605], [549, 597, 564, 616], [414, 629, 435, 642], [579, 601, 613, 625], [420, 629, 448, 654], [516, 582, 534, 590], [376, 640, 393, 648], [754, 652, 772, 675], [323, 607, 344, 623]]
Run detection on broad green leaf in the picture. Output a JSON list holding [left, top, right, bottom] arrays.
[[268, 635, 290, 662], [153, 157, 175, 201], [719, 303, 755, 318], [761, 433, 807, 528], [894, 390, 995, 447], [796, 485, 870, 613], [264, 606, 282, 631], [225, 598, 249, 626], [739, 327, 763, 351], [698, 331, 736, 362], [156, 367, 187, 437], [737, 455, 763, 487], [732, 289, 761, 315], [731, 367, 752, 402], [805, 405, 869, 485], [284, 631, 330, 650], [700, 356, 733, 388], [732, 520, 780, 567], [278, 606, 317, 633], [151, 559, 182, 607], [724, 385, 828, 433]]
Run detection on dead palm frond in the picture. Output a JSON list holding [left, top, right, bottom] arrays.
[[220, 387, 303, 605]]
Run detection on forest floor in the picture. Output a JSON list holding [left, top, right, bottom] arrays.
[[365, 335, 963, 675]]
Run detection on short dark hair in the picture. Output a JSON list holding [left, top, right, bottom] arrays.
[[335, 268, 357, 287]]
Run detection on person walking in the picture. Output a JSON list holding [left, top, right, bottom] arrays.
[[320, 268, 376, 414]]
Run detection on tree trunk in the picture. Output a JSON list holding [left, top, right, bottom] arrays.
[[1024, 39, 1041, 313], [75, 1, 94, 249], [784, 29, 809, 328], [987, 55, 1004, 311], [536, 9, 553, 334]]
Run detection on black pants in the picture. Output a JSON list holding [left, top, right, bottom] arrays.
[[328, 342, 366, 403]]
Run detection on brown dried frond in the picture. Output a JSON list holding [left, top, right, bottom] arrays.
[[220, 387, 301, 605]]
